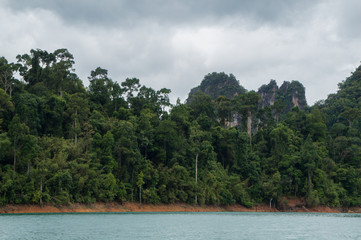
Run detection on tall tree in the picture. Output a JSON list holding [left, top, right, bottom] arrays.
[[215, 96, 232, 127], [8, 115, 29, 172], [65, 93, 89, 144], [0, 89, 14, 132], [233, 91, 260, 144], [136, 171, 145, 204], [0, 57, 17, 97]]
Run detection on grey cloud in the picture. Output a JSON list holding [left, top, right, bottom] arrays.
[[333, 0, 361, 39], [5, 0, 317, 28], [1, 0, 361, 105]]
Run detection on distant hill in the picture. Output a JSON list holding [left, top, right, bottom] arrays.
[[187, 73, 308, 113], [318, 64, 361, 128], [186, 72, 246, 103], [258, 79, 307, 111]]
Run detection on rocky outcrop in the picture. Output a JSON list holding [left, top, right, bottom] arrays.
[[258, 80, 307, 111], [187, 74, 308, 130], [258, 80, 278, 108], [278, 80, 307, 111], [187, 72, 246, 103], [188, 73, 307, 113]]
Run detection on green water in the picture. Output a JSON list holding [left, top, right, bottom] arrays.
[[0, 212, 360, 239]]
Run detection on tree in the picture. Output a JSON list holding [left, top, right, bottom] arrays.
[[306, 109, 327, 142], [233, 91, 260, 144], [188, 91, 215, 121], [16, 49, 83, 96], [48, 49, 82, 96], [0, 89, 14, 132], [189, 121, 213, 204], [121, 77, 141, 100], [262, 171, 281, 209], [0, 133, 11, 161], [301, 136, 319, 206], [187, 72, 246, 101], [136, 171, 145, 204], [215, 96, 232, 127], [190, 122, 203, 204], [12, 91, 42, 135], [91, 131, 116, 173], [269, 123, 300, 173], [7, 115, 29, 172], [112, 119, 141, 182], [339, 107, 361, 128], [272, 100, 286, 125], [157, 88, 172, 114], [16, 49, 45, 86], [88, 67, 112, 108], [65, 93, 89, 144], [43, 94, 66, 137], [0, 57, 17, 97], [154, 119, 177, 166], [130, 86, 159, 116]]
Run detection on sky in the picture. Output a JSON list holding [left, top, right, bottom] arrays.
[[1, 0, 361, 105]]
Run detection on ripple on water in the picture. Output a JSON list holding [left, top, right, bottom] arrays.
[[0, 212, 361, 240]]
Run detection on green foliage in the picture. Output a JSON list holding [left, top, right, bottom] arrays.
[[187, 72, 246, 102], [0, 89, 14, 131], [1, 49, 361, 209]]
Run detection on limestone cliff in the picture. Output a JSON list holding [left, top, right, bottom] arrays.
[[258, 80, 307, 111], [187, 73, 308, 129], [258, 80, 278, 108], [278, 80, 307, 111], [187, 72, 246, 103]]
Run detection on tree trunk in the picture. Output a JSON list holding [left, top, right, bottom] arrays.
[[9, 82, 13, 97], [307, 168, 312, 194], [247, 110, 252, 146], [269, 198, 273, 211], [13, 140, 16, 172], [195, 152, 198, 205], [131, 171, 134, 202], [74, 109, 78, 144], [40, 180, 43, 205], [119, 152, 122, 171], [164, 141, 167, 165], [247, 110, 252, 136], [139, 186, 142, 204], [27, 161, 30, 176]]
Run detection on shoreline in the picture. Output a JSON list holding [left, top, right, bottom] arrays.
[[1, 202, 360, 214]]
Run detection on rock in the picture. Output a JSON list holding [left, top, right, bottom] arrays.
[[186, 72, 246, 103]]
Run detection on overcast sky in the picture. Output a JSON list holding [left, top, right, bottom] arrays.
[[1, 0, 361, 105]]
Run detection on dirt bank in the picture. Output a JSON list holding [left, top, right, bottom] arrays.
[[0, 203, 245, 214], [1, 201, 360, 214]]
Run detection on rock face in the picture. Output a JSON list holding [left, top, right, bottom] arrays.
[[258, 80, 307, 111], [258, 79, 278, 108], [187, 72, 246, 103], [186, 73, 308, 128], [188, 73, 307, 112]]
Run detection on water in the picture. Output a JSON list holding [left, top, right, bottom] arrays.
[[0, 212, 360, 240]]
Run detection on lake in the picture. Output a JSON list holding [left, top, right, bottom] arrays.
[[0, 212, 360, 239]]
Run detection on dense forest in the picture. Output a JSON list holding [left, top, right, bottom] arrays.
[[1, 48, 361, 209]]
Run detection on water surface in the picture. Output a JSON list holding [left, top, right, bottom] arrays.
[[0, 212, 360, 240]]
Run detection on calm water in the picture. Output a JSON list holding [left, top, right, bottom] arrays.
[[0, 212, 360, 240]]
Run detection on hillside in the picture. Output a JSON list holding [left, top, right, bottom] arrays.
[[187, 73, 307, 129], [187, 73, 307, 112], [258, 80, 307, 110], [1, 48, 361, 211]]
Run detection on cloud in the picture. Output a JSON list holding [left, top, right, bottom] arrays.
[[5, 0, 317, 28], [1, 0, 361, 105]]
